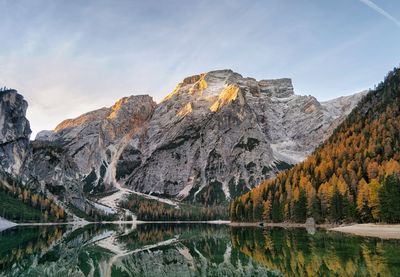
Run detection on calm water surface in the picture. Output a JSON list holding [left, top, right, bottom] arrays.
[[0, 223, 399, 276]]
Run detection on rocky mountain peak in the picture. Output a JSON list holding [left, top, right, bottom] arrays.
[[54, 108, 109, 133], [45, 95, 156, 136], [163, 69, 239, 102], [0, 89, 31, 143], [26, 70, 365, 207], [123, 71, 365, 203], [0, 89, 31, 175], [164, 69, 296, 105], [258, 78, 294, 98]]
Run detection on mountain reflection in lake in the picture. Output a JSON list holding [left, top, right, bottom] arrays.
[[0, 223, 399, 276]]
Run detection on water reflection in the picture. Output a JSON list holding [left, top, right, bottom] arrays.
[[232, 227, 400, 277], [0, 223, 399, 276], [0, 225, 65, 272]]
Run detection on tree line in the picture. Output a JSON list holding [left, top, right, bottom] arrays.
[[230, 67, 400, 224], [0, 172, 66, 222], [120, 194, 228, 221]]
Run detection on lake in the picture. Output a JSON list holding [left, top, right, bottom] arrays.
[[0, 223, 399, 276]]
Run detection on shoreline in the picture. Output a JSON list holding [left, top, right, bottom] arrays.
[[229, 221, 400, 240], [229, 221, 336, 229], [4, 219, 400, 240], [0, 219, 232, 231], [329, 223, 400, 240]]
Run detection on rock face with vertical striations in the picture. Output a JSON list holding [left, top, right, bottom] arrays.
[[0, 89, 31, 176], [33, 95, 156, 208], [124, 70, 365, 204], [0, 69, 358, 210]]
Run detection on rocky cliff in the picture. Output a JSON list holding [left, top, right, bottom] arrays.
[[0, 89, 31, 176], [33, 95, 156, 209], [34, 70, 364, 206]]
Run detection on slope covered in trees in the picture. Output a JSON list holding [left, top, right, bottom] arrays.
[[0, 172, 66, 222], [230, 67, 400, 223], [120, 194, 228, 221]]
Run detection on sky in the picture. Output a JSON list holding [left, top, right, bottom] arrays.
[[0, 0, 399, 137]]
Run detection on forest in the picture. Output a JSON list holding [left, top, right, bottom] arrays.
[[120, 194, 228, 221], [230, 67, 400, 223], [0, 172, 66, 222]]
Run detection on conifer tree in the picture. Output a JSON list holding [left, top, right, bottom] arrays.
[[379, 174, 400, 223]]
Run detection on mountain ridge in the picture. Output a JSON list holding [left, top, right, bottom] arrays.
[[33, 69, 364, 208], [230, 67, 400, 223], [0, 69, 365, 220]]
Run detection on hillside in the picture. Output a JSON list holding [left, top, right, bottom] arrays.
[[230, 67, 400, 223]]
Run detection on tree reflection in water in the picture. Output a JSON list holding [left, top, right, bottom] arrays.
[[0, 224, 399, 276]]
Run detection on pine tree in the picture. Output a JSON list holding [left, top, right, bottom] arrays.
[[379, 174, 400, 223], [262, 199, 271, 222], [330, 188, 343, 222], [271, 198, 283, 222], [293, 189, 307, 222], [230, 67, 400, 223], [309, 195, 322, 223], [368, 179, 381, 221]]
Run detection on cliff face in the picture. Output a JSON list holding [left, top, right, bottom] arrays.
[[0, 70, 364, 209], [33, 95, 156, 208], [0, 89, 31, 176], [125, 70, 364, 203], [32, 70, 364, 206], [230, 67, 400, 223]]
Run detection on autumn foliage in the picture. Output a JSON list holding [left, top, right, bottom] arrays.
[[0, 172, 66, 222], [120, 194, 228, 221], [230, 67, 400, 223]]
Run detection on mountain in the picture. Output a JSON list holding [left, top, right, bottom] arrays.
[[230, 67, 400, 223], [0, 88, 67, 222], [34, 69, 363, 209], [33, 95, 156, 210], [0, 89, 31, 177]]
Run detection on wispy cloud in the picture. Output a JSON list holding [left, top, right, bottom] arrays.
[[1, 1, 399, 136], [358, 0, 400, 28]]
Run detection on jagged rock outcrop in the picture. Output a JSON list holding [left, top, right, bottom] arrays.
[[33, 69, 364, 206], [34, 95, 156, 207], [125, 70, 364, 203], [0, 89, 31, 176]]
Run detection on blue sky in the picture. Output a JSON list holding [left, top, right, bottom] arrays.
[[0, 0, 399, 136]]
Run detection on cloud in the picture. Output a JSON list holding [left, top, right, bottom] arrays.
[[358, 0, 400, 28], [1, 0, 399, 137]]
